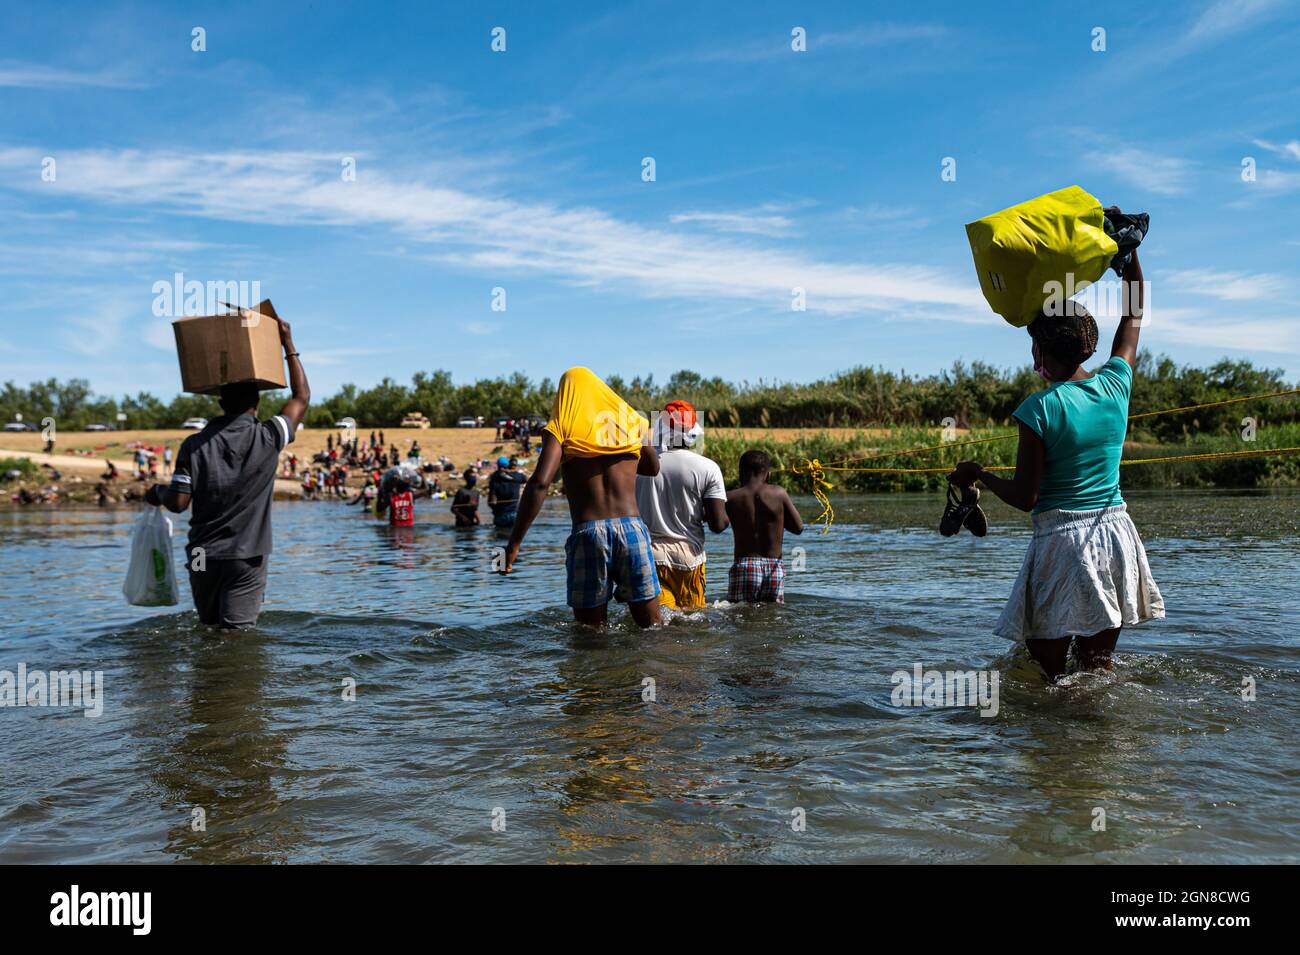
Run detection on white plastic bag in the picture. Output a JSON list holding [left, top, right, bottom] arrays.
[[123, 506, 179, 607]]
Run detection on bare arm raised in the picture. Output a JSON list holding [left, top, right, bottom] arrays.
[[274, 315, 310, 432], [1111, 250, 1144, 372]]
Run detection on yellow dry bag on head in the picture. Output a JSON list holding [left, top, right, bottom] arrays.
[[965, 185, 1118, 327]]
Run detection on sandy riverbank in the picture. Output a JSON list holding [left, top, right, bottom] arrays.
[[0, 426, 530, 505]]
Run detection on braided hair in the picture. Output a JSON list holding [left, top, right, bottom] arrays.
[[1028, 300, 1098, 368]]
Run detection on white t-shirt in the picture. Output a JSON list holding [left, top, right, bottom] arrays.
[[635, 448, 727, 566]]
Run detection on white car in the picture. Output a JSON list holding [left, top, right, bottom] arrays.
[[181, 417, 208, 430], [456, 416, 478, 428]]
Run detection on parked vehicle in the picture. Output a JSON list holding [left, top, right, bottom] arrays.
[[400, 412, 431, 429], [456, 416, 478, 428], [84, 423, 114, 432], [181, 417, 208, 430], [3, 421, 36, 432]]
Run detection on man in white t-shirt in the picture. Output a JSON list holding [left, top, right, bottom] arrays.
[[634, 400, 729, 610]]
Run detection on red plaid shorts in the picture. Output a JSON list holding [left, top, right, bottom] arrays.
[[727, 556, 785, 603]]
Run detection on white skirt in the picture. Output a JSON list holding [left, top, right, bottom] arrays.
[[994, 503, 1164, 643]]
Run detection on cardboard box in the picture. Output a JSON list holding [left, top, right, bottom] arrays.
[[172, 299, 287, 395]]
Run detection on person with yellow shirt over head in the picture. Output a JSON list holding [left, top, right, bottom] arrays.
[[634, 400, 728, 611], [499, 367, 662, 628]]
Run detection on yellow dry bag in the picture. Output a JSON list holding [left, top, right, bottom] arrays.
[[965, 185, 1118, 327]]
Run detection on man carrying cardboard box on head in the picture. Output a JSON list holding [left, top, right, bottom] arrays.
[[146, 301, 310, 630]]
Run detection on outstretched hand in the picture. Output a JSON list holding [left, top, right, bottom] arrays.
[[948, 460, 982, 487]]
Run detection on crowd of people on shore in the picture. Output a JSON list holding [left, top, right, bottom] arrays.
[[283, 428, 527, 505], [290, 430, 386, 499]]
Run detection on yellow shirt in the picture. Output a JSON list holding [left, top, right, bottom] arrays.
[[543, 367, 648, 459]]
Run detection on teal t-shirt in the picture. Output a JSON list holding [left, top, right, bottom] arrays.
[[1013, 356, 1131, 514]]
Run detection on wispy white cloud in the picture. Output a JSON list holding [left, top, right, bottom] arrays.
[[0, 146, 986, 319], [834, 203, 929, 231], [1077, 283, 1296, 355], [0, 238, 231, 274], [142, 317, 176, 352], [1146, 308, 1297, 355], [1252, 138, 1300, 161], [1085, 147, 1192, 196], [576, 21, 956, 103], [0, 61, 142, 89], [1246, 138, 1300, 193], [688, 23, 947, 64], [1253, 169, 1300, 193], [816, 24, 948, 49], [1163, 269, 1290, 301], [60, 295, 140, 357], [1184, 0, 1288, 45], [842, 203, 916, 222], [669, 205, 796, 237]]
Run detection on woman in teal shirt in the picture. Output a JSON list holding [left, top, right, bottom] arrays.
[[949, 252, 1164, 680]]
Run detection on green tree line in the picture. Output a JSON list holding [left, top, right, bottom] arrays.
[[3, 355, 1295, 442]]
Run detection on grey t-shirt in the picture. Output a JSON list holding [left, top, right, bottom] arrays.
[[170, 413, 293, 559]]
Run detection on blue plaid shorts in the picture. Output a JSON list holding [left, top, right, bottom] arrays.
[[564, 517, 661, 609]]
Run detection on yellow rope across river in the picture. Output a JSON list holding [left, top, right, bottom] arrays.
[[793, 446, 1300, 533], [785, 384, 1300, 533]]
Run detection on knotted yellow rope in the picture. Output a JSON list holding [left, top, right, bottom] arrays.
[[790, 458, 835, 533]]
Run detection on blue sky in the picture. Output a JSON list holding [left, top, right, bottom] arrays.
[[1, 0, 1297, 399]]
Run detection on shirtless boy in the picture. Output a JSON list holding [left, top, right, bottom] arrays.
[[725, 450, 804, 603]]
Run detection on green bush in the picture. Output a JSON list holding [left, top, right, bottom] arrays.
[[0, 457, 39, 481], [2, 355, 1295, 434]]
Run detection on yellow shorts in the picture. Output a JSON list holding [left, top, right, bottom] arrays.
[[656, 562, 707, 610]]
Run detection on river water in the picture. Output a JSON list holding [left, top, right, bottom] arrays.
[[1, 489, 1296, 863]]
